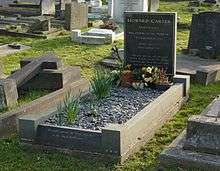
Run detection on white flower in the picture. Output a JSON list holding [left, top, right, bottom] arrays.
[[146, 67, 152, 73]]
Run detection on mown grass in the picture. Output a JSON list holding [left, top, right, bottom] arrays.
[[0, 0, 219, 170]]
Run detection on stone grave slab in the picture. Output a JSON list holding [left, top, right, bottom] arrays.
[[19, 66, 82, 91], [177, 54, 220, 85], [71, 29, 123, 44], [124, 12, 177, 78], [0, 44, 31, 57]]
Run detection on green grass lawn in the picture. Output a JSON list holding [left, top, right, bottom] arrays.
[[0, 0, 219, 170]]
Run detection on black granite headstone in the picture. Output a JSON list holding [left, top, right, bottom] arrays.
[[124, 12, 177, 77], [188, 12, 220, 58]]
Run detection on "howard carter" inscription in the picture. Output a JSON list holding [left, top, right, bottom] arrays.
[[124, 12, 177, 77]]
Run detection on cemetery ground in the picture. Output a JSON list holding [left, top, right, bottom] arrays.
[[0, 1, 219, 170]]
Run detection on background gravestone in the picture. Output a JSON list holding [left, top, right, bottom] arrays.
[[0, 62, 3, 78], [109, 0, 159, 23], [124, 12, 177, 78], [65, 2, 88, 31], [188, 12, 220, 59], [40, 0, 55, 15]]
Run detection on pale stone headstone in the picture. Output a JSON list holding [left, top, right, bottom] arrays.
[[40, 0, 56, 15], [108, 0, 114, 17], [90, 0, 102, 7], [108, 0, 159, 23]]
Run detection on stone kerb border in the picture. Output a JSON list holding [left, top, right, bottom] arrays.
[[0, 79, 90, 138], [19, 75, 190, 163]]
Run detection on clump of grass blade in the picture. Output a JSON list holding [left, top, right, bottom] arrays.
[[90, 70, 113, 100]]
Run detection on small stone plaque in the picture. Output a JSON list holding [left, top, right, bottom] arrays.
[[124, 12, 177, 77]]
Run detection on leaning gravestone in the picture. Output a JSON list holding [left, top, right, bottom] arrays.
[[125, 12, 177, 78], [188, 12, 220, 59]]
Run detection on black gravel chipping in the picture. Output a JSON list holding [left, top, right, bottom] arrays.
[[45, 87, 165, 130]]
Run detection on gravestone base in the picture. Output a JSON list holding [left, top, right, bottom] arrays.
[[184, 115, 220, 155], [160, 131, 220, 170], [160, 97, 220, 170]]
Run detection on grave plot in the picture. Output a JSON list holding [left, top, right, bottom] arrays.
[[160, 96, 220, 170], [0, 43, 31, 57], [19, 12, 189, 163], [0, 53, 90, 138]]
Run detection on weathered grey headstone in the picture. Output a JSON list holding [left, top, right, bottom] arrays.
[[124, 12, 177, 78], [184, 115, 220, 155], [28, 16, 51, 32], [65, 2, 88, 31], [0, 79, 18, 109], [188, 12, 220, 59]]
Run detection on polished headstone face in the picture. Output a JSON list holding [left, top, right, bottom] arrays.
[[188, 12, 220, 58], [124, 12, 177, 77]]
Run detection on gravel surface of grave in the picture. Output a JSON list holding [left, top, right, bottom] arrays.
[[45, 87, 165, 130]]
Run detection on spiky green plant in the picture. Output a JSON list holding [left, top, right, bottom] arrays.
[[57, 92, 80, 125], [90, 70, 113, 100]]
